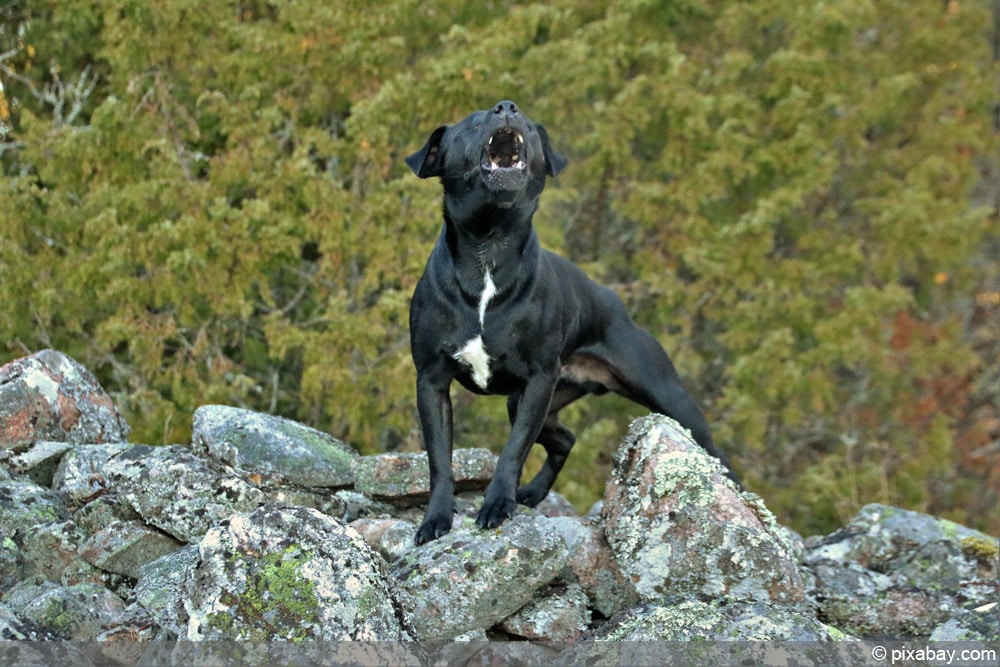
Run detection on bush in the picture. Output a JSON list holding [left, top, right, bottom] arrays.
[[2, 0, 996, 535]]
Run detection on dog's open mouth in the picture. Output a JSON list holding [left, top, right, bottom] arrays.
[[483, 127, 526, 172]]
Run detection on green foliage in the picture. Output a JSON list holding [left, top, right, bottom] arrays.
[[1, 0, 996, 534]]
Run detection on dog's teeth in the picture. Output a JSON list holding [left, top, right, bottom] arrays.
[[512, 153, 518, 162], [516, 133, 523, 144], [488, 136, 494, 145]]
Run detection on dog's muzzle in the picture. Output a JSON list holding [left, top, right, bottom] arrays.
[[481, 127, 528, 198]]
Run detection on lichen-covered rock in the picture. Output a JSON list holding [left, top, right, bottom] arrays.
[[803, 503, 999, 638], [353, 448, 496, 502], [52, 443, 129, 507], [192, 405, 358, 488], [104, 444, 266, 543], [134, 545, 198, 638], [930, 602, 999, 641], [602, 415, 805, 604], [0, 602, 65, 641], [183, 505, 413, 641], [498, 582, 590, 640], [559, 598, 862, 666], [0, 480, 81, 589], [350, 517, 417, 562], [546, 516, 637, 618], [17, 519, 95, 586], [0, 350, 130, 446], [392, 514, 570, 640], [78, 520, 182, 579], [597, 597, 856, 641], [2, 441, 74, 487], [12, 581, 125, 640], [533, 491, 579, 518]]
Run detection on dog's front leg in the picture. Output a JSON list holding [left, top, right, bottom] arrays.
[[415, 373, 456, 545], [477, 371, 558, 530]]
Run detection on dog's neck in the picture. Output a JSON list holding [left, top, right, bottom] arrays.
[[442, 202, 540, 292]]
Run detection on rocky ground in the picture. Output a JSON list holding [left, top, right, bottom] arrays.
[[0, 350, 997, 662]]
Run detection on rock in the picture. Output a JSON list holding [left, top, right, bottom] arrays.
[[0, 602, 65, 641], [392, 514, 570, 640], [602, 415, 805, 604], [11, 581, 124, 640], [350, 517, 417, 562], [497, 582, 590, 640], [95, 603, 159, 645], [78, 520, 182, 579], [930, 602, 999, 641], [0, 350, 130, 446], [803, 503, 1000, 638], [0, 479, 81, 589], [3, 351, 999, 650], [1, 441, 74, 487], [104, 444, 266, 543], [183, 505, 414, 641], [561, 598, 864, 666], [596, 597, 854, 641], [332, 489, 396, 522], [353, 448, 495, 503], [192, 405, 358, 488], [546, 516, 637, 618], [16, 519, 95, 586], [533, 491, 578, 518], [133, 545, 199, 638], [52, 443, 129, 508]]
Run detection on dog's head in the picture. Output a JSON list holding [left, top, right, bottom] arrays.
[[406, 101, 567, 209]]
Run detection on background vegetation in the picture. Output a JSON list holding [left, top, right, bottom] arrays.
[[1, 0, 997, 536]]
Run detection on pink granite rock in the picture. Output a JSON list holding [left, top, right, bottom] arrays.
[[0, 350, 130, 445]]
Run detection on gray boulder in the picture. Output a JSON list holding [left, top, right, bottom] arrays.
[[597, 597, 853, 641], [545, 516, 637, 617], [353, 448, 495, 503], [2, 441, 73, 487], [104, 444, 266, 543], [349, 517, 418, 562], [78, 520, 182, 579], [6, 580, 124, 640], [0, 349, 130, 446], [192, 405, 358, 488], [0, 479, 88, 589], [930, 602, 1000, 641], [497, 582, 590, 640], [133, 545, 199, 638], [803, 503, 999, 638], [391, 514, 570, 640], [52, 443, 129, 507], [183, 505, 414, 641], [602, 415, 805, 604]]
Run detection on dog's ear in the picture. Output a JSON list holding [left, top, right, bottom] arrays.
[[535, 124, 568, 177], [405, 125, 448, 178]]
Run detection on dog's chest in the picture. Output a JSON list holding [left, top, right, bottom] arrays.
[[453, 270, 498, 389]]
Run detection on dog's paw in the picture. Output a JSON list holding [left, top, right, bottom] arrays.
[[414, 514, 452, 545], [476, 496, 517, 530], [516, 481, 549, 507]]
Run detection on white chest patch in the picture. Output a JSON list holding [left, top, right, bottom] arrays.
[[453, 270, 498, 389]]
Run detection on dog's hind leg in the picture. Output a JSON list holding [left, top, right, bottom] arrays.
[[603, 322, 741, 485], [507, 382, 586, 506]]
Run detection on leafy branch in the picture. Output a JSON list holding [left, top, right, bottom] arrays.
[[0, 59, 97, 127]]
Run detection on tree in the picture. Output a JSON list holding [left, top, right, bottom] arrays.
[[1, 0, 996, 535]]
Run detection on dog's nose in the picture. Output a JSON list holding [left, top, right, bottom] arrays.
[[493, 101, 519, 117]]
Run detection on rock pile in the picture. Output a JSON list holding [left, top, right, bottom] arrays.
[[1, 350, 997, 657]]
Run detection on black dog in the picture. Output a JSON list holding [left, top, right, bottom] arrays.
[[406, 101, 737, 544]]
